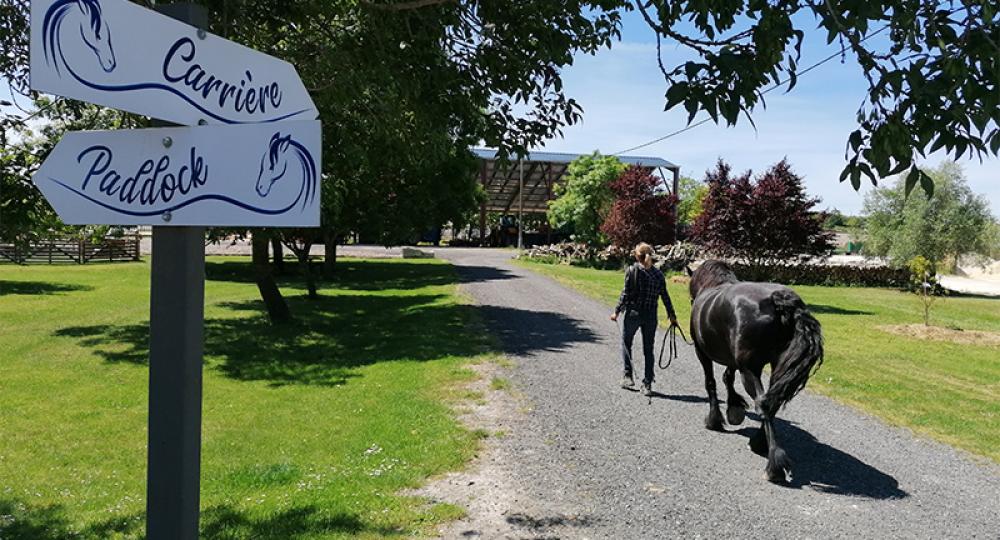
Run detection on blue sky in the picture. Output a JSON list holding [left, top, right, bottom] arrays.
[[542, 10, 999, 216]]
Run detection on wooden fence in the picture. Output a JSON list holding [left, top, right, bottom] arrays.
[[0, 236, 141, 264]]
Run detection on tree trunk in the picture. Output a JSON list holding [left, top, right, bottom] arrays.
[[252, 234, 292, 323], [299, 246, 318, 299], [271, 237, 286, 275], [323, 231, 338, 278]]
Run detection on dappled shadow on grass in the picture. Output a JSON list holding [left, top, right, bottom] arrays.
[[205, 259, 518, 291], [808, 303, 874, 316], [728, 417, 907, 499], [0, 498, 140, 540], [54, 293, 597, 387], [0, 280, 93, 296], [0, 498, 402, 539]]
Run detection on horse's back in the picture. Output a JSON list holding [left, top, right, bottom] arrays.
[[692, 281, 801, 365]]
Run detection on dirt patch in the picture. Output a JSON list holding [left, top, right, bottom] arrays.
[[405, 359, 526, 538], [878, 324, 1000, 347]]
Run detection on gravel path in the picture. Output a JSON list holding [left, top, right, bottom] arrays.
[[435, 247, 1000, 539]]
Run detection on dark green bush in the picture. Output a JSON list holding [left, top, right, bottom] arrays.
[[733, 263, 910, 287]]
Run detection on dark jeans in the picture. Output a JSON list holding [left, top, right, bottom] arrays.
[[622, 309, 657, 384]]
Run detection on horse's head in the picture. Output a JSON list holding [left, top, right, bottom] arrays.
[[77, 0, 116, 72], [256, 133, 292, 197], [689, 260, 738, 301]]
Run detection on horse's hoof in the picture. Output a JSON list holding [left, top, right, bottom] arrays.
[[705, 409, 725, 432], [765, 466, 790, 484], [726, 405, 746, 425]]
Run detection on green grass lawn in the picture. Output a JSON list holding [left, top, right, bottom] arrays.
[[514, 259, 1000, 463], [0, 257, 495, 539]]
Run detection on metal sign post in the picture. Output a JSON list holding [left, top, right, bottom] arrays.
[[145, 8, 205, 540]]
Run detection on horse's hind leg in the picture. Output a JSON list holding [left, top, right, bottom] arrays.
[[742, 367, 791, 483], [695, 346, 724, 431], [723, 367, 747, 425], [740, 368, 768, 456]]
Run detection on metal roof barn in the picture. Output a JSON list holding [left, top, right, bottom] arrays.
[[472, 147, 681, 246]]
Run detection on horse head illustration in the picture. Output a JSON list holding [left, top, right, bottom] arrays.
[[43, 0, 117, 75], [256, 132, 317, 210]]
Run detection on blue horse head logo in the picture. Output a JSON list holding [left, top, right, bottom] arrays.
[[43, 0, 117, 74], [256, 132, 317, 211]]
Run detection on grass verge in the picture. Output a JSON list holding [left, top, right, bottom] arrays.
[[0, 257, 494, 539], [513, 259, 1000, 463]]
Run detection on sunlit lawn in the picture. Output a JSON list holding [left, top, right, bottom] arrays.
[[0, 257, 493, 539], [515, 259, 1000, 463]]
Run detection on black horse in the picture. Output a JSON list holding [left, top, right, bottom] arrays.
[[688, 261, 824, 483]]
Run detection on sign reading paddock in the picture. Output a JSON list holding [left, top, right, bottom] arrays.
[[34, 120, 321, 226], [30, 0, 317, 126]]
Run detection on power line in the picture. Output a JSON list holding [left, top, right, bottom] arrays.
[[613, 25, 889, 156]]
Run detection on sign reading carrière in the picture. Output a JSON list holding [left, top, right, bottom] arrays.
[[30, 0, 318, 126]]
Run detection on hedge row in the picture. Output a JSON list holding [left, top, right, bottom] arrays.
[[732, 263, 910, 288]]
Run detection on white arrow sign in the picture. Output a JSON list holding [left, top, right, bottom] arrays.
[[30, 0, 317, 126], [33, 120, 321, 226]]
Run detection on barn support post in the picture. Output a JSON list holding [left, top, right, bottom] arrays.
[[479, 160, 488, 246]]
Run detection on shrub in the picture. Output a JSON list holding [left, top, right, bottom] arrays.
[[692, 159, 834, 270], [907, 255, 945, 326], [600, 166, 677, 249], [732, 263, 911, 288]]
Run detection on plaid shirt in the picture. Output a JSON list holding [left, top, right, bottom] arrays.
[[615, 263, 676, 318]]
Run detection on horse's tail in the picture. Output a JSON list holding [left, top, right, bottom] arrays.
[[759, 290, 823, 414]]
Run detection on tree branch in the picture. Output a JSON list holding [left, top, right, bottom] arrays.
[[361, 0, 455, 11]]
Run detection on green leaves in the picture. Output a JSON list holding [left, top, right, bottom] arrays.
[[864, 161, 994, 268], [547, 153, 625, 246], [636, 0, 1000, 197]]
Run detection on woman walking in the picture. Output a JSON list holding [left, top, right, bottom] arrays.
[[611, 243, 678, 396]]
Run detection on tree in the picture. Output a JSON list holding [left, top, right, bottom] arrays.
[[692, 159, 833, 270], [5, 1, 999, 198], [908, 255, 943, 326], [1, 0, 621, 321], [862, 161, 995, 269], [600, 166, 677, 249], [547, 153, 626, 246], [635, 0, 1000, 195], [676, 175, 708, 227], [1, 97, 142, 248]]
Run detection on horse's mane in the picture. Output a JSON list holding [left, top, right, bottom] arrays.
[[43, 0, 104, 71], [79, 0, 105, 36], [690, 260, 739, 300], [267, 133, 291, 168], [264, 132, 317, 208]]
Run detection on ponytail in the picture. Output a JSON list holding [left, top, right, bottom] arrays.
[[634, 242, 654, 266]]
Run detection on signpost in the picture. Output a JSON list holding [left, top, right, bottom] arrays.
[[30, 0, 317, 126], [29, 1, 321, 538], [34, 121, 321, 226]]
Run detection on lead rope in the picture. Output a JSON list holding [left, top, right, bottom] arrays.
[[658, 321, 691, 370]]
